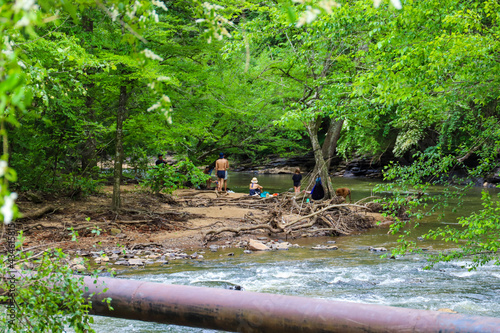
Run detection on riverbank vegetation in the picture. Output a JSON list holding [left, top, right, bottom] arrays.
[[1, 0, 500, 330]]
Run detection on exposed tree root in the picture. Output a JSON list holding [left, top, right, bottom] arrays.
[[201, 193, 389, 242]]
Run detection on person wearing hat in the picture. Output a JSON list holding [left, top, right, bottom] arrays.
[[215, 152, 229, 191], [249, 177, 263, 196]]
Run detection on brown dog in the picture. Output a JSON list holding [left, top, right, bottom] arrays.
[[335, 187, 352, 203]]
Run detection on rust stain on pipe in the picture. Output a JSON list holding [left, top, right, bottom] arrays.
[[84, 276, 500, 333]]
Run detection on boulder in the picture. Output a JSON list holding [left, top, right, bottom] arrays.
[[71, 257, 84, 265], [248, 239, 270, 251], [369, 247, 388, 252], [73, 264, 86, 272], [128, 259, 144, 266], [276, 242, 291, 250]]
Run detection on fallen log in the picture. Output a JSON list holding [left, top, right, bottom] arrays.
[[19, 206, 60, 220]]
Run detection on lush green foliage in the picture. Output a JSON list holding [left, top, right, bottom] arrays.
[[141, 159, 209, 194], [0, 234, 108, 332]]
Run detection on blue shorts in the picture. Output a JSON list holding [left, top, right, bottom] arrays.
[[217, 170, 225, 179]]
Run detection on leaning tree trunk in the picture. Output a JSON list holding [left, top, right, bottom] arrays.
[[306, 120, 335, 199], [111, 85, 128, 211], [321, 117, 344, 170]]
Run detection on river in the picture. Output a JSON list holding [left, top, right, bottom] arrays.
[[91, 173, 500, 332]]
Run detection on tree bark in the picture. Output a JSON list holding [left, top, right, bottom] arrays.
[[306, 119, 335, 199], [321, 117, 344, 170], [112, 85, 128, 211], [81, 83, 97, 176]]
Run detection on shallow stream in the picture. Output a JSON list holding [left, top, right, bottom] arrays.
[[91, 173, 500, 332]]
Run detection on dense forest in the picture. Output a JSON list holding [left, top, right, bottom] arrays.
[[2, 0, 499, 199], [1, 0, 499, 331]]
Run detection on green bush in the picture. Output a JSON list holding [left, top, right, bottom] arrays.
[[141, 159, 209, 194], [0, 232, 109, 332]]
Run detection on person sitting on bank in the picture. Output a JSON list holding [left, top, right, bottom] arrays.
[[155, 154, 168, 166], [203, 166, 213, 189], [249, 177, 263, 196]]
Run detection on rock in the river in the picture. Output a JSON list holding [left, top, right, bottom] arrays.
[[248, 239, 270, 251], [73, 264, 86, 272], [276, 242, 291, 250], [311, 245, 338, 250], [369, 247, 388, 252], [71, 257, 85, 265], [128, 259, 144, 266]]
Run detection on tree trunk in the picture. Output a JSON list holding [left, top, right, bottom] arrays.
[[321, 117, 344, 170], [81, 15, 96, 175], [112, 85, 128, 211], [81, 83, 97, 176], [306, 120, 335, 199]]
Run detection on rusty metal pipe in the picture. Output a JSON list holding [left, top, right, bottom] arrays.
[[84, 276, 500, 332]]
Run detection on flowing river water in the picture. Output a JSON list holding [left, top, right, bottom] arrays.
[[91, 173, 500, 332]]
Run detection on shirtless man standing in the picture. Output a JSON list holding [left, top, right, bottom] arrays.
[[215, 152, 229, 191]]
